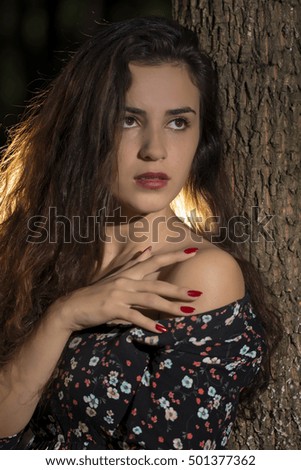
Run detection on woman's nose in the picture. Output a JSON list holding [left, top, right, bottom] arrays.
[[138, 127, 167, 161]]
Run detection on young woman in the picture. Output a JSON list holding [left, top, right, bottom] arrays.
[[0, 16, 279, 450]]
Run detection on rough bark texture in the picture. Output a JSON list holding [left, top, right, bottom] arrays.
[[172, 0, 301, 450]]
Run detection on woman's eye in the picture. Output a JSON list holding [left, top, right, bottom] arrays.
[[123, 116, 138, 128], [168, 118, 189, 130]]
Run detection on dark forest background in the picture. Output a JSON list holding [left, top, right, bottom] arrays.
[[0, 0, 171, 147]]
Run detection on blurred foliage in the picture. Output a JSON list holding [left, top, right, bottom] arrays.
[[0, 0, 171, 147]]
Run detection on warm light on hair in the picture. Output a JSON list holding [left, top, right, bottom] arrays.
[[0, 152, 23, 224], [170, 187, 216, 235]]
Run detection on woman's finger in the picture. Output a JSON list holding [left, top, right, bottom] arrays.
[[106, 306, 166, 334], [122, 291, 195, 317], [125, 248, 199, 278], [121, 307, 166, 334], [115, 278, 202, 301]]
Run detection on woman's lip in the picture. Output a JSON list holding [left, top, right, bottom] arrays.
[[134, 172, 170, 180], [134, 178, 169, 189]]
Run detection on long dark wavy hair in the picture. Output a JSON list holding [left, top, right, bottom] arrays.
[[0, 16, 280, 403]]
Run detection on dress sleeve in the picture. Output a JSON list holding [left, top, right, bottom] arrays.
[[122, 294, 266, 450]]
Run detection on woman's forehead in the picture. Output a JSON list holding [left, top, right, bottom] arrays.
[[125, 63, 200, 112]]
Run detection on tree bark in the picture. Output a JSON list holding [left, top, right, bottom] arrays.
[[172, 0, 301, 450]]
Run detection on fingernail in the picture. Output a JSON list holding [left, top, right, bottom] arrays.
[[187, 290, 203, 297], [180, 306, 196, 313], [155, 323, 167, 333], [184, 247, 199, 254]]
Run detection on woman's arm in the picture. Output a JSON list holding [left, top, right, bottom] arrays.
[[0, 302, 72, 438], [0, 248, 199, 439]]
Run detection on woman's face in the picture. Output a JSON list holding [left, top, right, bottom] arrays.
[[111, 62, 200, 217]]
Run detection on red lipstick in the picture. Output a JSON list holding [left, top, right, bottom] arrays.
[[134, 172, 170, 190]]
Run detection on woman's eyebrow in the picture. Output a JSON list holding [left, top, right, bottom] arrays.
[[166, 107, 196, 115], [125, 106, 197, 115]]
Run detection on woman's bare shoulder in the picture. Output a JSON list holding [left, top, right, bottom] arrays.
[[161, 240, 246, 314]]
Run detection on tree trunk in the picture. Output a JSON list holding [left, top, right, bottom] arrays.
[[172, 0, 301, 450]]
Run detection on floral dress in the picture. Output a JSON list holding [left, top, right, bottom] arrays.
[[0, 292, 266, 450]]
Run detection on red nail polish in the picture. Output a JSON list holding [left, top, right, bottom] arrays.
[[155, 323, 167, 333], [184, 247, 199, 254], [187, 290, 203, 297], [180, 306, 196, 313]]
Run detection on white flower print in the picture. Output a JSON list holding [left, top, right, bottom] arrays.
[[141, 370, 150, 386], [204, 439, 216, 449], [64, 374, 73, 387], [160, 358, 173, 369], [202, 356, 221, 364], [225, 360, 241, 371], [78, 422, 89, 433], [197, 407, 209, 420], [107, 387, 120, 400], [158, 397, 170, 409], [73, 422, 88, 438], [239, 345, 250, 355], [225, 402, 232, 413], [225, 334, 242, 343], [83, 394, 99, 409], [173, 438, 183, 449], [54, 434, 65, 450], [164, 359, 172, 368], [133, 426, 142, 435], [108, 371, 119, 386], [130, 328, 144, 337], [58, 391, 64, 401], [68, 337, 82, 349], [233, 303, 241, 317], [202, 315, 212, 323], [70, 357, 78, 370], [225, 314, 235, 326], [85, 407, 97, 417], [89, 356, 100, 367], [213, 394, 222, 409], [181, 375, 193, 388], [109, 376, 118, 386], [165, 407, 178, 421], [109, 371, 119, 378], [221, 436, 228, 447], [144, 336, 159, 346], [120, 381, 132, 394], [104, 415, 114, 424], [189, 336, 212, 346], [246, 350, 257, 358], [208, 386, 216, 397]]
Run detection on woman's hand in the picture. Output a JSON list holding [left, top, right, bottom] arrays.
[[55, 247, 202, 334]]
